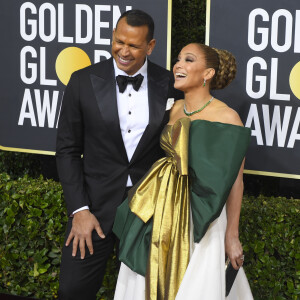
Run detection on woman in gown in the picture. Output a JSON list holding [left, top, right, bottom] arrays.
[[113, 43, 254, 300]]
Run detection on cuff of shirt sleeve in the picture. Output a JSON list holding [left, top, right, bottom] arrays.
[[71, 206, 89, 217]]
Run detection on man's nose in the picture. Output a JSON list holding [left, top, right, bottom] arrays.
[[120, 45, 130, 56]]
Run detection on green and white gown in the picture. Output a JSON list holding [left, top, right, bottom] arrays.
[[113, 118, 253, 300]]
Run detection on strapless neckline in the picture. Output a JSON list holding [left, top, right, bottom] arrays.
[[166, 117, 245, 129]]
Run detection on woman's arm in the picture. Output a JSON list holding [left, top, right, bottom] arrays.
[[225, 159, 245, 270]]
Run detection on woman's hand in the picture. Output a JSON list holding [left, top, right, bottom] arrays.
[[225, 233, 244, 270], [225, 158, 245, 270]]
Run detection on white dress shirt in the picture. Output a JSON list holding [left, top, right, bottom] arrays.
[[72, 59, 149, 215]]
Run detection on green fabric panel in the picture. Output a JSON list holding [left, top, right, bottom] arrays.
[[188, 120, 251, 242], [113, 197, 152, 276]]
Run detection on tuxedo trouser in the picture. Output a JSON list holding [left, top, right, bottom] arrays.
[[58, 188, 130, 300]]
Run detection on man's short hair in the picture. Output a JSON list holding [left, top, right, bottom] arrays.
[[116, 10, 154, 42]]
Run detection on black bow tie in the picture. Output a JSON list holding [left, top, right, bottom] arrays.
[[116, 74, 144, 93]]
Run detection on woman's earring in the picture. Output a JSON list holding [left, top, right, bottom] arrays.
[[203, 79, 206, 87]]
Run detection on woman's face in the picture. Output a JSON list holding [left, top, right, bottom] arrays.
[[173, 44, 208, 92]]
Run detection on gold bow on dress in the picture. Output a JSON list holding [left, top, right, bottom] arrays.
[[129, 118, 191, 300]]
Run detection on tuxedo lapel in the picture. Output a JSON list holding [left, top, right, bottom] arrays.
[[90, 58, 128, 162], [130, 61, 170, 164], [147, 74, 170, 134]]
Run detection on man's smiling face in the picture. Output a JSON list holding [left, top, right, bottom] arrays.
[[111, 17, 155, 75]]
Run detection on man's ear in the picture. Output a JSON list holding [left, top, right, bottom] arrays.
[[147, 39, 156, 56]]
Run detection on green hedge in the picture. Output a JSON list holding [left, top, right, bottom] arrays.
[[0, 151, 41, 180], [171, 0, 206, 64], [0, 174, 65, 299], [0, 173, 117, 299], [0, 173, 299, 299], [240, 196, 300, 300]]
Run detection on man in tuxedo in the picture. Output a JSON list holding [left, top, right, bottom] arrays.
[[56, 9, 182, 299]]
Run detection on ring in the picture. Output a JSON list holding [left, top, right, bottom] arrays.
[[240, 255, 245, 261]]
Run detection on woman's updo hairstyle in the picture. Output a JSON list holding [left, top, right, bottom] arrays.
[[195, 43, 237, 90]]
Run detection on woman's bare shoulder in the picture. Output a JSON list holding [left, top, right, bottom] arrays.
[[213, 99, 243, 126]]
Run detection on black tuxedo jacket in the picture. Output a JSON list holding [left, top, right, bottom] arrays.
[[56, 57, 183, 234]]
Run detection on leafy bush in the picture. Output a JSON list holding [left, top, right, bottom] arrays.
[[240, 195, 300, 300], [0, 172, 299, 299], [0, 173, 118, 299], [171, 0, 206, 65], [0, 173, 66, 299], [0, 151, 41, 180]]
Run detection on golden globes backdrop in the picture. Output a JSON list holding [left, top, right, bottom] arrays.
[[0, 0, 171, 154], [207, 0, 300, 179]]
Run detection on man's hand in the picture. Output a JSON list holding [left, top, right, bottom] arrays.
[[66, 210, 105, 259]]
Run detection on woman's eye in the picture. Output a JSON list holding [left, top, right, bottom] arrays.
[[185, 58, 194, 62]]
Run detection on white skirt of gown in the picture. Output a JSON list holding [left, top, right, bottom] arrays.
[[114, 206, 253, 300]]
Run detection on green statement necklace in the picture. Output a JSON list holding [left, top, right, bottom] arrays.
[[183, 96, 214, 116]]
